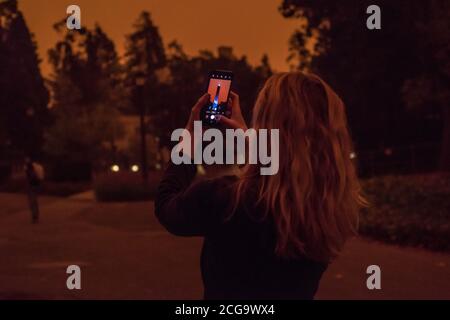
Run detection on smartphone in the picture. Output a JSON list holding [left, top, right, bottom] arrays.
[[200, 70, 233, 126]]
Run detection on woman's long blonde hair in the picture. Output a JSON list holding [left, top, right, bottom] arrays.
[[234, 72, 366, 262]]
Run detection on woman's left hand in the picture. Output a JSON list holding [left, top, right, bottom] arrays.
[[185, 93, 209, 133]]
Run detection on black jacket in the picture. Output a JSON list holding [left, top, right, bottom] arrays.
[[155, 163, 327, 299]]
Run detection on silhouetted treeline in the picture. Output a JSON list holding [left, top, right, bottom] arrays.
[[0, 2, 271, 170], [0, 0, 448, 176], [280, 0, 450, 171]]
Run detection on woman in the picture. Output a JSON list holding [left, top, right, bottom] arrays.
[[155, 72, 366, 299]]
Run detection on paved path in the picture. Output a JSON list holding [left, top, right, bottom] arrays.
[[0, 192, 449, 299], [0, 193, 60, 218]]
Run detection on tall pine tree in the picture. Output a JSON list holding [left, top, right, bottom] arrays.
[[124, 11, 167, 115], [0, 0, 49, 159]]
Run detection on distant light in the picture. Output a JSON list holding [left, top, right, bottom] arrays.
[[155, 163, 162, 170], [135, 77, 146, 86], [349, 152, 357, 159], [197, 165, 206, 175], [131, 165, 139, 172], [111, 164, 120, 172], [384, 148, 393, 156]]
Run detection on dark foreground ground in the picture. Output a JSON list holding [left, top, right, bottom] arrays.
[[0, 192, 449, 300]]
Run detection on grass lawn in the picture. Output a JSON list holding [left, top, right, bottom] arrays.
[[360, 173, 450, 252]]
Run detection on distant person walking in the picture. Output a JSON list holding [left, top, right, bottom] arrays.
[[24, 158, 44, 224]]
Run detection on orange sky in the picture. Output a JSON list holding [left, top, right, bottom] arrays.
[[19, 0, 299, 77]]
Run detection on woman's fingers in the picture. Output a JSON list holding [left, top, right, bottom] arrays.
[[226, 91, 242, 117], [229, 91, 241, 114], [225, 97, 232, 116], [193, 93, 210, 113], [222, 91, 248, 130], [229, 91, 239, 101], [186, 93, 209, 130], [217, 115, 241, 129]]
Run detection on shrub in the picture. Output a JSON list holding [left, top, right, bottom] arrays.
[[47, 160, 92, 182], [94, 171, 162, 202], [360, 173, 450, 252]]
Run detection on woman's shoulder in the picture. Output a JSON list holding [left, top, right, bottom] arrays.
[[181, 175, 238, 220], [193, 174, 238, 193]]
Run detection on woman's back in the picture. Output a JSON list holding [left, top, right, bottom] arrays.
[[155, 164, 327, 300]]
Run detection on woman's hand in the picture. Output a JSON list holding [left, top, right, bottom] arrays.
[[218, 91, 248, 130], [185, 93, 209, 133], [186, 91, 247, 131], [182, 93, 209, 160]]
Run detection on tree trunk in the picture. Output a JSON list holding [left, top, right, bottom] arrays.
[[440, 106, 450, 172]]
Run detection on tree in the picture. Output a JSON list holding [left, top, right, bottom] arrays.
[[280, 0, 449, 170], [124, 11, 167, 114], [45, 21, 124, 163], [44, 103, 123, 162], [124, 11, 167, 179], [0, 0, 49, 159], [401, 1, 450, 171], [48, 21, 125, 110]]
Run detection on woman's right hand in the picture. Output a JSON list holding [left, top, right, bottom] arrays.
[[218, 91, 248, 130]]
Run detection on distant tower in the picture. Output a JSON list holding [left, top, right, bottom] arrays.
[[212, 84, 221, 110]]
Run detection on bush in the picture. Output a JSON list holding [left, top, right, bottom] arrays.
[[360, 173, 450, 252], [94, 171, 162, 202], [47, 160, 92, 182]]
